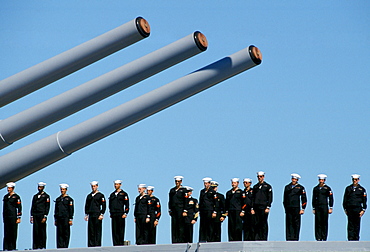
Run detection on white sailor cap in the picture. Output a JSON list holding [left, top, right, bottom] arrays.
[[243, 178, 252, 183], [257, 171, 265, 176], [351, 174, 360, 179], [174, 175, 184, 181], [202, 177, 212, 183], [138, 184, 147, 188], [291, 173, 301, 179], [90, 181, 99, 186], [59, 183, 69, 189], [185, 186, 193, 191], [6, 182, 16, 188], [211, 181, 219, 187], [38, 182, 46, 187], [147, 186, 154, 191], [114, 180, 122, 184], [231, 178, 240, 182], [317, 174, 327, 180]]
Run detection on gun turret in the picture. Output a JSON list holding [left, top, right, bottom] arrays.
[[0, 45, 262, 188], [0, 32, 207, 150], [0, 17, 150, 107]]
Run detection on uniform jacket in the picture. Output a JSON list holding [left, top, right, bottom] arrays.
[[214, 192, 226, 221], [54, 195, 74, 220], [109, 189, 130, 216], [168, 186, 187, 212], [252, 181, 273, 209], [148, 195, 161, 221], [225, 188, 246, 212], [134, 194, 150, 217], [244, 187, 254, 210], [85, 191, 106, 216], [3, 193, 22, 218], [312, 184, 333, 209], [343, 184, 367, 211], [31, 191, 50, 217], [283, 183, 307, 209], [183, 196, 199, 224], [199, 186, 216, 212]]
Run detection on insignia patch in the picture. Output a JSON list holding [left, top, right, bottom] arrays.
[[189, 200, 194, 205]]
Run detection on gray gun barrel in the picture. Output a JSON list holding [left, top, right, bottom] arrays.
[[0, 17, 150, 108], [0, 32, 208, 150], [0, 45, 262, 187]]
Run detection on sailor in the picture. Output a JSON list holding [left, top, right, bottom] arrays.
[[283, 173, 307, 241], [168, 175, 186, 243], [84, 181, 106, 247], [146, 186, 161, 244], [312, 174, 333, 241], [225, 178, 245, 241], [211, 181, 226, 242], [30, 182, 50, 249], [183, 186, 199, 243], [242, 178, 255, 241], [343, 174, 367, 241], [54, 183, 74, 248], [134, 184, 150, 245], [252, 171, 273, 241], [199, 177, 216, 242], [108, 180, 129, 246], [2, 182, 22, 251]]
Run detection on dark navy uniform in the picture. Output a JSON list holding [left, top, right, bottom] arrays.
[[252, 182, 272, 241], [85, 192, 106, 247], [109, 189, 129, 246], [31, 191, 50, 249], [283, 183, 307, 241], [312, 184, 333, 241], [134, 194, 150, 245], [168, 186, 187, 243], [147, 195, 161, 244], [199, 186, 216, 242], [225, 188, 245, 241], [183, 195, 199, 243], [3, 192, 22, 251], [243, 187, 255, 241], [54, 195, 74, 248], [212, 192, 226, 242], [343, 184, 367, 241]]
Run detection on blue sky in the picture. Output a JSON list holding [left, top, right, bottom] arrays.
[[1, 1, 369, 249]]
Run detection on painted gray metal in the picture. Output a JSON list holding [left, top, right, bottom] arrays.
[[0, 45, 261, 187], [16, 241, 370, 252], [0, 17, 149, 108], [0, 32, 207, 150]]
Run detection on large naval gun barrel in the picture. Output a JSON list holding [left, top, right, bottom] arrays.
[[0, 45, 262, 187], [0, 32, 208, 150], [0, 17, 150, 107]]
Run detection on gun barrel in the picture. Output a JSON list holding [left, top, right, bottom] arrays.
[[0, 17, 150, 108], [0, 32, 207, 150], [0, 45, 262, 187]]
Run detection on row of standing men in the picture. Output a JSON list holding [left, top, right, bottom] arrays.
[[2, 172, 367, 250]]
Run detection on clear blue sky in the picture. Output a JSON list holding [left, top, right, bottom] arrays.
[[1, 1, 369, 249]]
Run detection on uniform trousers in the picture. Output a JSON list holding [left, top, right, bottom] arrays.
[[314, 205, 329, 241], [254, 207, 269, 241], [228, 210, 243, 241], [171, 209, 185, 243], [184, 222, 194, 243], [243, 211, 255, 241], [56, 217, 71, 248], [285, 207, 301, 241], [346, 207, 362, 241], [212, 220, 222, 242], [199, 210, 214, 242], [33, 215, 47, 249], [3, 217, 18, 251], [88, 215, 102, 247], [111, 215, 126, 246], [135, 215, 148, 245], [147, 217, 157, 244]]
